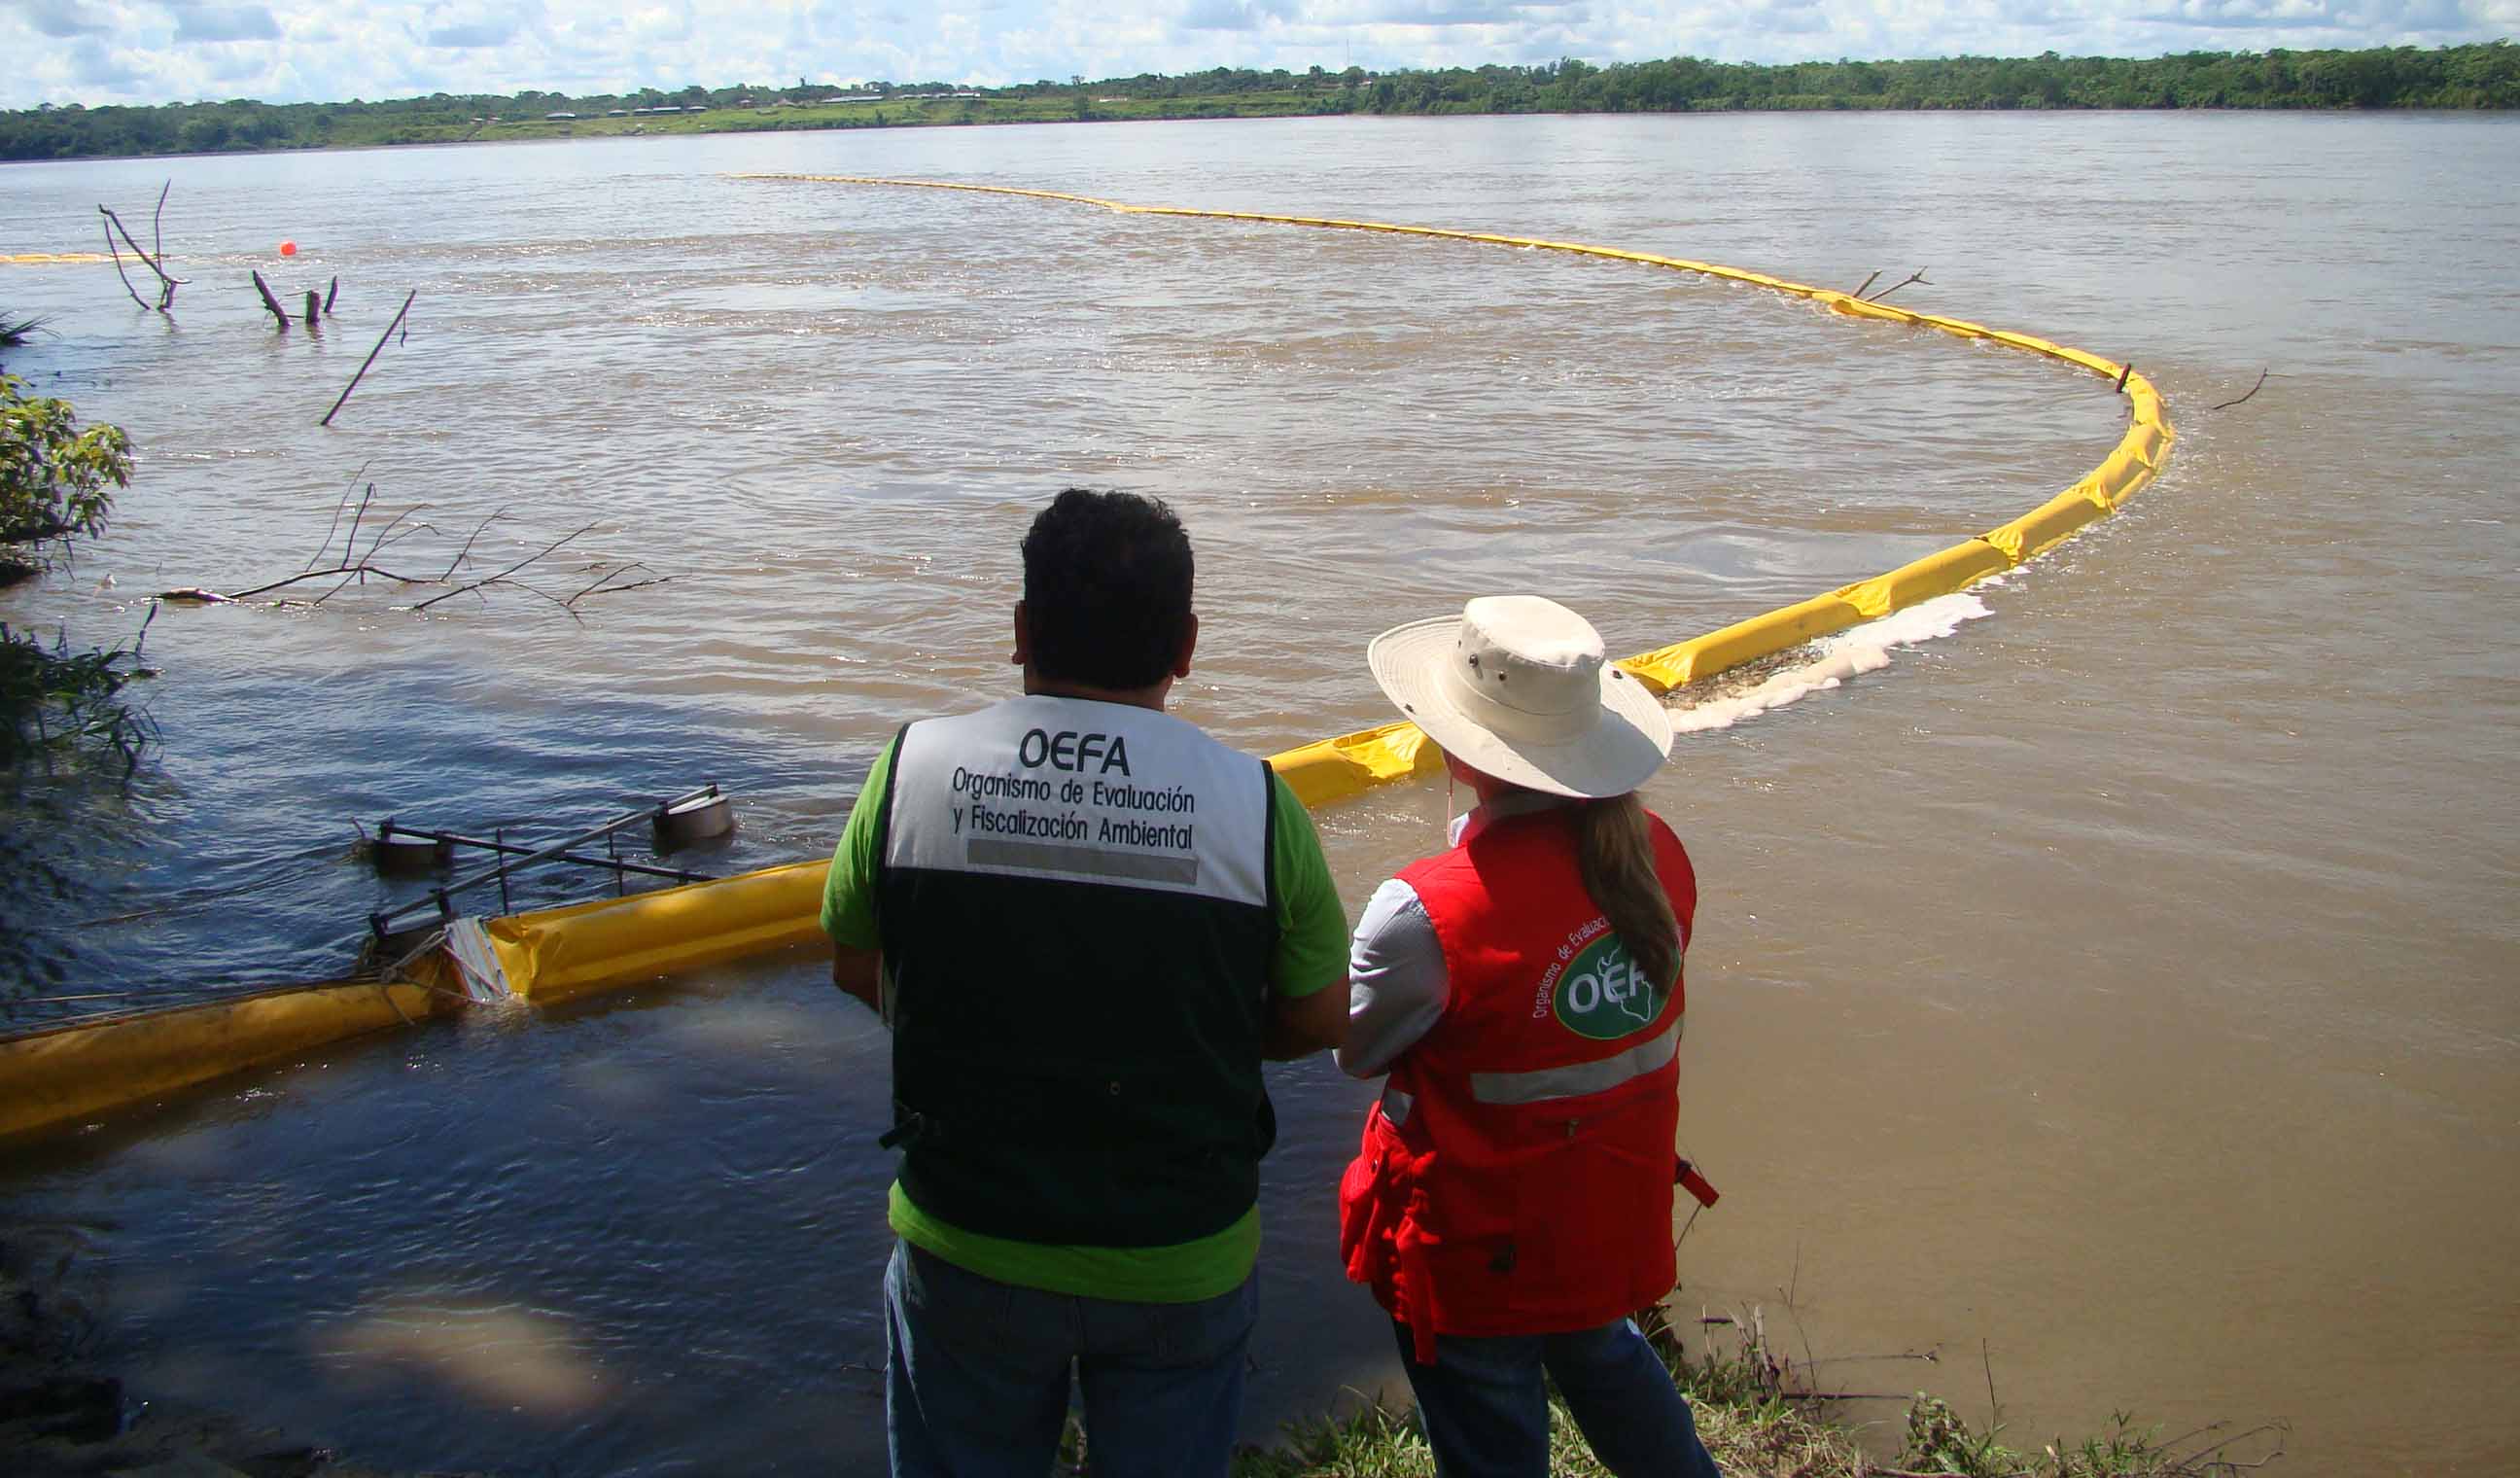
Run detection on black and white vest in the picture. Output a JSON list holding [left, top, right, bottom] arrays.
[[875, 694, 1281, 1248]]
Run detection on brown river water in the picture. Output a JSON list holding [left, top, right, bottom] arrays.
[[1, 113, 2514, 1474]]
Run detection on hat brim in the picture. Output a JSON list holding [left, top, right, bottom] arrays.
[[1367, 616, 1674, 799]]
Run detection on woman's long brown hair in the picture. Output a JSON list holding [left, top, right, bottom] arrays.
[[1573, 792, 1681, 989]]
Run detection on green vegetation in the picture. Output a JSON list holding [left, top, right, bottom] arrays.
[[0, 617, 155, 770], [1221, 1307, 2285, 1477], [0, 373, 150, 771], [2, 42, 2510, 162], [1, 373, 128, 580]]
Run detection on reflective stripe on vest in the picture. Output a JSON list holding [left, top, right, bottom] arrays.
[[1469, 1019, 1680, 1106]]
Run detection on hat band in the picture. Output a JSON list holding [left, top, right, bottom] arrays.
[[1436, 660, 1596, 747]]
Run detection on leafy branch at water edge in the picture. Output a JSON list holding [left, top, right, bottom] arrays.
[[0, 616, 157, 772], [1, 375, 149, 773], [2, 373, 131, 584]]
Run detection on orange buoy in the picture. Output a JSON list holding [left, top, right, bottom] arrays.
[[279, 240, 298, 257]]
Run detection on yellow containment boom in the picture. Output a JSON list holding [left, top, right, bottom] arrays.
[[0, 180, 2173, 1142], [0, 978, 459, 1140]]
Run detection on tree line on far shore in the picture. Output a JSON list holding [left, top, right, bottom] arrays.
[[1, 41, 2512, 162]]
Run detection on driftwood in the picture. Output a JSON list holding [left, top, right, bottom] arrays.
[[2213, 368, 2270, 410], [320, 289, 416, 426], [1865, 268, 1929, 302], [251, 268, 291, 328], [159, 491, 671, 621], [98, 184, 187, 311]]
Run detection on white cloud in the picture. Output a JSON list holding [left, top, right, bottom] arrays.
[[0, 0, 2508, 106], [167, 3, 282, 42], [17, 0, 112, 36]]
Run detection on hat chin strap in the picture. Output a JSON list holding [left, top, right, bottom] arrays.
[[1436, 658, 1593, 748]]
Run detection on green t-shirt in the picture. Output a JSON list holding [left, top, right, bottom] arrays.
[[822, 726, 1348, 1302]]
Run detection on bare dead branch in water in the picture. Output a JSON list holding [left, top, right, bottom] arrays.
[[2212, 368, 2270, 410], [151, 181, 168, 263], [411, 523, 592, 612], [570, 561, 668, 601], [166, 488, 667, 619], [1866, 268, 1930, 302], [320, 289, 417, 427], [107, 210, 185, 293], [307, 463, 372, 571], [573, 575, 675, 600], [357, 504, 434, 567], [219, 564, 435, 601], [251, 268, 293, 329], [339, 483, 377, 573], [1849, 269, 1882, 299], [308, 573, 363, 606], [499, 580, 590, 624], [97, 201, 187, 309], [439, 509, 511, 580], [101, 219, 153, 311]]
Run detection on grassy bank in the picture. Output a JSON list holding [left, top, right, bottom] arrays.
[[1227, 1307, 2285, 1478]]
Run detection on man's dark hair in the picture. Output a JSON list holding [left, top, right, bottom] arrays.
[[1021, 488, 1194, 690]]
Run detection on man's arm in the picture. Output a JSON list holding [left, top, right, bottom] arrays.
[[1260, 771, 1350, 1062], [1264, 977, 1347, 1060], [832, 946, 883, 1014], [822, 735, 900, 1019]]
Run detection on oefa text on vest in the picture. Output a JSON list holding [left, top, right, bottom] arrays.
[[1017, 727, 1132, 774], [1531, 918, 1672, 1038]]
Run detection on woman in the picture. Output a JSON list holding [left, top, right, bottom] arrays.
[[1337, 594, 1722, 1478]]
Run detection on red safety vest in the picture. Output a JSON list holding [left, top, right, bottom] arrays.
[[1339, 805, 1698, 1362]]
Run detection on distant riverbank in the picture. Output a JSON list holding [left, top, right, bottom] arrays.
[[3, 41, 2512, 163]]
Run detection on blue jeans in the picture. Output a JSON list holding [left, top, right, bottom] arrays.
[[883, 1238, 1257, 1478], [1394, 1318, 1724, 1478]]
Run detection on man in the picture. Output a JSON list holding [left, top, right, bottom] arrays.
[[822, 487, 1350, 1478]]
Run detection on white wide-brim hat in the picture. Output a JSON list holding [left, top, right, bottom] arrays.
[[1369, 596, 1673, 799]]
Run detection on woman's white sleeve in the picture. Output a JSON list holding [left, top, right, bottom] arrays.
[[1334, 877, 1449, 1078]]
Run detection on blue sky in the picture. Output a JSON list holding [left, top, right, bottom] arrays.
[[4, 0, 2513, 109]]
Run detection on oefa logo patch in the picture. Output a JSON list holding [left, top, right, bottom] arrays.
[[1549, 928, 1670, 1040]]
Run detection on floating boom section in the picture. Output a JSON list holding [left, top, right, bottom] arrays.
[[0, 180, 2173, 1142], [0, 979, 457, 1140]]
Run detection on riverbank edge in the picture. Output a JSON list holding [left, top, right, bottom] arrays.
[[0, 1228, 474, 1477], [1229, 1304, 2286, 1477], [9, 1221, 2277, 1477]]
